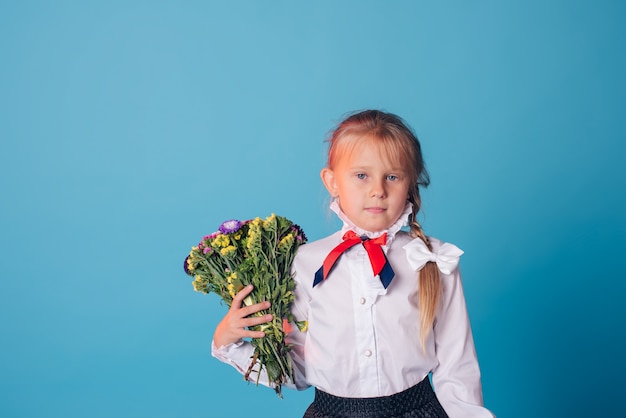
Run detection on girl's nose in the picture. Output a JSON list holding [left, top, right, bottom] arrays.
[[370, 179, 386, 198]]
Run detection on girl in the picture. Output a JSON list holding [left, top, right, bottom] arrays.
[[213, 110, 494, 418]]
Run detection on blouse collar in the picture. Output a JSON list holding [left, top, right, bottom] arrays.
[[330, 199, 412, 245]]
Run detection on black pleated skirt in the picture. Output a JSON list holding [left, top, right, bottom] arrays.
[[303, 377, 448, 418]]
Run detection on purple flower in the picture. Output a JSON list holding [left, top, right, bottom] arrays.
[[219, 219, 242, 234], [291, 224, 308, 243], [183, 256, 191, 275]]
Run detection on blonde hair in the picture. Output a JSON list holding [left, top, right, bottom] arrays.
[[326, 109, 439, 347]]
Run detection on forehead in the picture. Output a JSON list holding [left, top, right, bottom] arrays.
[[333, 134, 405, 169]]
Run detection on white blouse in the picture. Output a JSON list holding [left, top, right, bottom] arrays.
[[213, 203, 495, 417]]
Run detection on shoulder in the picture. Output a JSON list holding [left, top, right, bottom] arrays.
[[291, 231, 343, 291], [427, 235, 445, 249], [390, 231, 446, 249], [295, 231, 343, 259], [292, 231, 342, 273]]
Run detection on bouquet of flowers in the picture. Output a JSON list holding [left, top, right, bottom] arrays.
[[183, 214, 307, 397]]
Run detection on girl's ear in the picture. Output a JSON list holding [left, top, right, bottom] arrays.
[[320, 168, 337, 197]]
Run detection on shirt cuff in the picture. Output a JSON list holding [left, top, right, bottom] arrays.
[[211, 339, 255, 375]]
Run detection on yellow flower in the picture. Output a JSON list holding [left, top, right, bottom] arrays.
[[212, 234, 230, 248], [278, 234, 294, 252], [226, 272, 239, 298], [220, 245, 237, 256], [227, 283, 236, 298], [247, 220, 262, 250], [246, 234, 256, 250], [263, 213, 277, 231], [298, 320, 308, 333], [192, 275, 209, 293]]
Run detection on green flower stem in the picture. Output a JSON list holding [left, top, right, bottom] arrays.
[[266, 337, 288, 378], [243, 295, 254, 307]]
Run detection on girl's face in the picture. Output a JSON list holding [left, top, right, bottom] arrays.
[[321, 135, 411, 232]]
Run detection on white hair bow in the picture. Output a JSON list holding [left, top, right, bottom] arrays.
[[403, 238, 464, 275]]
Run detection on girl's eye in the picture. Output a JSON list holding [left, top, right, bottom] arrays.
[[387, 175, 398, 181], [356, 173, 367, 179]]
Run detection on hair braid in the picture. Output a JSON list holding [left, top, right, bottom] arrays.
[[409, 190, 441, 349]]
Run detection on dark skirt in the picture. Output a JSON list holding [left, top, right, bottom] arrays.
[[303, 377, 449, 418]]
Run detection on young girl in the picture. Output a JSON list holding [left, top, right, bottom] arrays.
[[213, 110, 494, 417]]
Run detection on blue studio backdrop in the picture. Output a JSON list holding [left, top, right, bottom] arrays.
[[1, 1, 625, 417]]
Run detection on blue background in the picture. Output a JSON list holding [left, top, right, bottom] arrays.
[[1, 1, 625, 417]]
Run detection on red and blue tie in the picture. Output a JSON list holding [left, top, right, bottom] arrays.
[[313, 230, 395, 288]]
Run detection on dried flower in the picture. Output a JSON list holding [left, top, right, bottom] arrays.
[[183, 256, 191, 275], [182, 214, 307, 397], [291, 224, 308, 243], [219, 219, 242, 234]]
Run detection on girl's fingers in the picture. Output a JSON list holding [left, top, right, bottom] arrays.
[[228, 315, 271, 341], [221, 285, 273, 342], [239, 301, 271, 318], [231, 286, 270, 315], [242, 329, 266, 339], [241, 314, 273, 328]]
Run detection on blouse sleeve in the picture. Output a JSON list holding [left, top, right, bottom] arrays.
[[430, 266, 496, 418], [211, 338, 256, 376], [211, 328, 309, 391]]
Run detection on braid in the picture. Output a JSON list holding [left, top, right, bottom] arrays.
[[409, 193, 441, 349]]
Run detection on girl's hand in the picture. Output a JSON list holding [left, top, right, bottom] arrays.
[[213, 285, 273, 348]]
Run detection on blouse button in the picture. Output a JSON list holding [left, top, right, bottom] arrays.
[[364, 349, 372, 357], [359, 297, 366, 305]]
